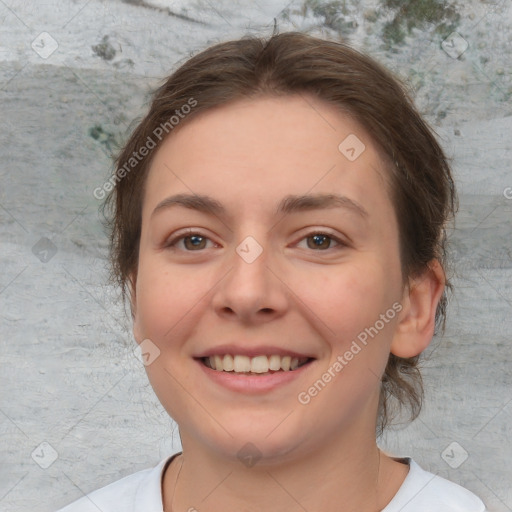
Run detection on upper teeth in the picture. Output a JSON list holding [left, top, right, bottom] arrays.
[[206, 354, 308, 373]]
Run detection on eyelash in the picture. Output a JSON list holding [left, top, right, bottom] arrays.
[[164, 229, 347, 252]]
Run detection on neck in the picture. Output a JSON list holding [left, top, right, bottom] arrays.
[[163, 428, 408, 512]]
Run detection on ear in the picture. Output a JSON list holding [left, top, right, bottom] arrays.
[[390, 259, 445, 358]]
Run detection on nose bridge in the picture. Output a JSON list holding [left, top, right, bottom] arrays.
[[230, 233, 272, 299], [212, 231, 287, 320], [235, 234, 266, 267]]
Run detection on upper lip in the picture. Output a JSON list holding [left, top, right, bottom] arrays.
[[194, 345, 316, 359]]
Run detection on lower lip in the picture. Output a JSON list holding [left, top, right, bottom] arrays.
[[195, 359, 314, 394]]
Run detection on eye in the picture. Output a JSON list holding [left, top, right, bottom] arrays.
[[165, 230, 217, 251], [296, 231, 346, 251], [164, 229, 346, 252]]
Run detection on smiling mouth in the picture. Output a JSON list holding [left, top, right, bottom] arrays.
[[201, 354, 314, 374]]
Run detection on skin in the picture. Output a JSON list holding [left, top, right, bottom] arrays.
[[130, 94, 445, 511]]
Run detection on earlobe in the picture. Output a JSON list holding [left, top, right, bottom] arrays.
[[390, 259, 446, 358]]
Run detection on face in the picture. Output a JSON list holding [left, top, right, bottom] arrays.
[[132, 95, 406, 461]]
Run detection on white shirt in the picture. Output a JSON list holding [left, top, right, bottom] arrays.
[[56, 454, 486, 512]]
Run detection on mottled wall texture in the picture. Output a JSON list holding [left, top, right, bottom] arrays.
[[0, 0, 511, 510]]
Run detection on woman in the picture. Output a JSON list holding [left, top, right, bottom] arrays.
[[58, 31, 486, 511]]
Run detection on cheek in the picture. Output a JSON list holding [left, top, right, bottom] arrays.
[[297, 259, 390, 343], [298, 263, 397, 415], [133, 253, 222, 345], [133, 258, 191, 340]]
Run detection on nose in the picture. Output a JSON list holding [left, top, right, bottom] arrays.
[[210, 236, 289, 325]]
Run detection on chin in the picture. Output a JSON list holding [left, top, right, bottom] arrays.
[[183, 413, 314, 466]]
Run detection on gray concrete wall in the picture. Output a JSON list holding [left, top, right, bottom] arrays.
[[0, 1, 510, 510]]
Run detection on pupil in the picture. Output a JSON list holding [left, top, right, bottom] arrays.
[[187, 235, 205, 249], [311, 234, 329, 249]]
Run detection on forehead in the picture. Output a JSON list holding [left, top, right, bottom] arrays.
[[142, 94, 393, 221]]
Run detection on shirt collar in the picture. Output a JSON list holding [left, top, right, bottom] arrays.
[[133, 452, 182, 512]]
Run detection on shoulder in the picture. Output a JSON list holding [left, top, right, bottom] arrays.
[[55, 456, 174, 512], [383, 458, 486, 512]]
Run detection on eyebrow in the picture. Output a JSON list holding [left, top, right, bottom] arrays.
[[151, 193, 369, 219]]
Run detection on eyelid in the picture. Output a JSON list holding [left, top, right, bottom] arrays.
[[164, 227, 347, 252], [164, 228, 218, 249], [293, 228, 348, 250]]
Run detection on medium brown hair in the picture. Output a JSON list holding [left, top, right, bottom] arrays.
[[104, 31, 456, 434]]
